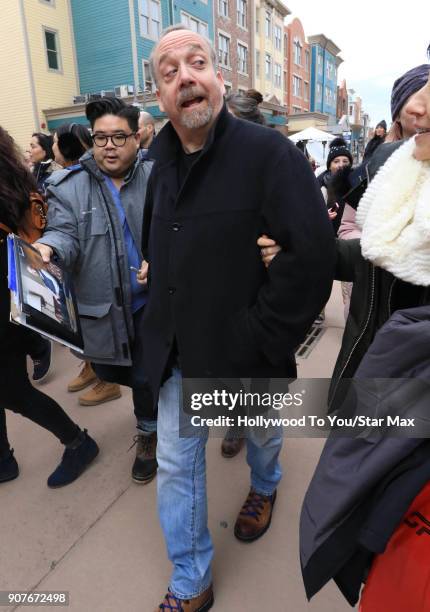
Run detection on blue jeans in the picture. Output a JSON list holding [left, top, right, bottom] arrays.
[[157, 368, 283, 599]]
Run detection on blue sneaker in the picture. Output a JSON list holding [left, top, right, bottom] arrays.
[[0, 449, 19, 483], [47, 430, 99, 488], [32, 339, 52, 382]]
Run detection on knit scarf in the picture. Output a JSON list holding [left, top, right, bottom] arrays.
[[356, 137, 430, 286]]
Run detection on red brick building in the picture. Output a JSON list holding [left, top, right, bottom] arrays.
[[337, 79, 348, 120], [215, 0, 253, 93], [284, 17, 310, 115]]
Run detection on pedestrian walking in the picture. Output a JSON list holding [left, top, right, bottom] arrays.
[[34, 99, 158, 485], [51, 122, 122, 407], [0, 126, 98, 488], [28, 132, 62, 194], [138, 25, 335, 611]]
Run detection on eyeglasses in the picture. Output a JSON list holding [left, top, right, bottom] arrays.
[[91, 132, 136, 147]]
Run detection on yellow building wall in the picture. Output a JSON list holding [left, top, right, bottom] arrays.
[[254, 3, 284, 103], [23, 0, 78, 129], [0, 2, 36, 151]]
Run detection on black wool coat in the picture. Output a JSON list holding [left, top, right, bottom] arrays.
[[139, 105, 336, 395]]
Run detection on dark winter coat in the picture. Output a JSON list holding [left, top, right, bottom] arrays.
[[139, 105, 336, 396], [363, 135, 385, 160], [301, 305, 430, 605], [328, 238, 430, 412], [327, 140, 428, 411]]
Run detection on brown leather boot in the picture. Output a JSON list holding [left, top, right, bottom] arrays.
[[234, 488, 277, 542], [221, 435, 245, 458], [78, 380, 122, 406], [67, 361, 97, 392], [154, 585, 214, 612]]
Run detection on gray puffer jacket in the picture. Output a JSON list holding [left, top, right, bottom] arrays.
[[38, 152, 153, 365]]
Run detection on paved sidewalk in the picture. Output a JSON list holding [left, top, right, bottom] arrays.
[[1, 283, 355, 611]]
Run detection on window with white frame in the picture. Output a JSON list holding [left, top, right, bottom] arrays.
[[274, 25, 282, 51], [219, 0, 228, 17], [237, 43, 248, 73], [256, 50, 260, 75], [325, 86, 330, 104], [293, 39, 302, 65], [317, 52, 323, 74], [305, 50, 310, 71], [139, 0, 161, 40], [142, 60, 155, 92], [326, 61, 333, 79], [284, 34, 288, 57], [181, 12, 208, 37], [265, 53, 272, 80], [293, 75, 302, 97], [265, 10, 271, 38], [284, 71, 287, 93], [237, 0, 247, 28], [44, 28, 61, 71], [218, 33, 231, 67], [317, 83, 322, 100], [304, 81, 309, 101], [274, 63, 282, 88]]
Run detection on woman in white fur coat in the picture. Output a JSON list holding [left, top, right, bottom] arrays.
[[259, 59, 430, 413]]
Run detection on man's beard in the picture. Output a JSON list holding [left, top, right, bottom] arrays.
[[179, 103, 213, 129], [177, 87, 214, 129]]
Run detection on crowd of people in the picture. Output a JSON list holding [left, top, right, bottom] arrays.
[[1, 24, 430, 611]]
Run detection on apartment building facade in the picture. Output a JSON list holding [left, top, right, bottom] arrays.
[[215, 0, 253, 93], [45, 0, 214, 131], [70, 0, 213, 96], [0, 0, 79, 149], [253, 0, 290, 103], [308, 33, 342, 123], [284, 17, 310, 114]]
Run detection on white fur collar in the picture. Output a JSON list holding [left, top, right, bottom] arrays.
[[356, 138, 430, 286]]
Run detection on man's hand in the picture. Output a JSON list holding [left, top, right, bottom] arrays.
[[257, 234, 281, 268], [33, 243, 53, 264], [136, 260, 149, 285]]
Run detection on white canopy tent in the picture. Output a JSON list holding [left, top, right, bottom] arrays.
[[289, 127, 335, 168]]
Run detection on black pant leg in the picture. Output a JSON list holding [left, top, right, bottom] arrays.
[[0, 407, 10, 457], [23, 330, 50, 360], [0, 353, 80, 446]]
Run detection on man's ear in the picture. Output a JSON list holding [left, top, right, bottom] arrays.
[[216, 70, 226, 96], [156, 89, 165, 113]]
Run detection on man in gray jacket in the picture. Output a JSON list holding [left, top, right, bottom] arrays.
[[34, 98, 157, 484]]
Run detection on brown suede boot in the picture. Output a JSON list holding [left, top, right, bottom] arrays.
[[154, 585, 213, 612], [78, 380, 122, 406], [67, 361, 97, 392], [234, 488, 277, 542], [220, 435, 245, 458]]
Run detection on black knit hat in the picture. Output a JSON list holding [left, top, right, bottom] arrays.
[[391, 64, 430, 120], [375, 120, 387, 131], [326, 137, 353, 170]]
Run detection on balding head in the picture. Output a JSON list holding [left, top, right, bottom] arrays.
[[148, 25, 224, 143], [149, 25, 217, 86], [138, 111, 155, 148]]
